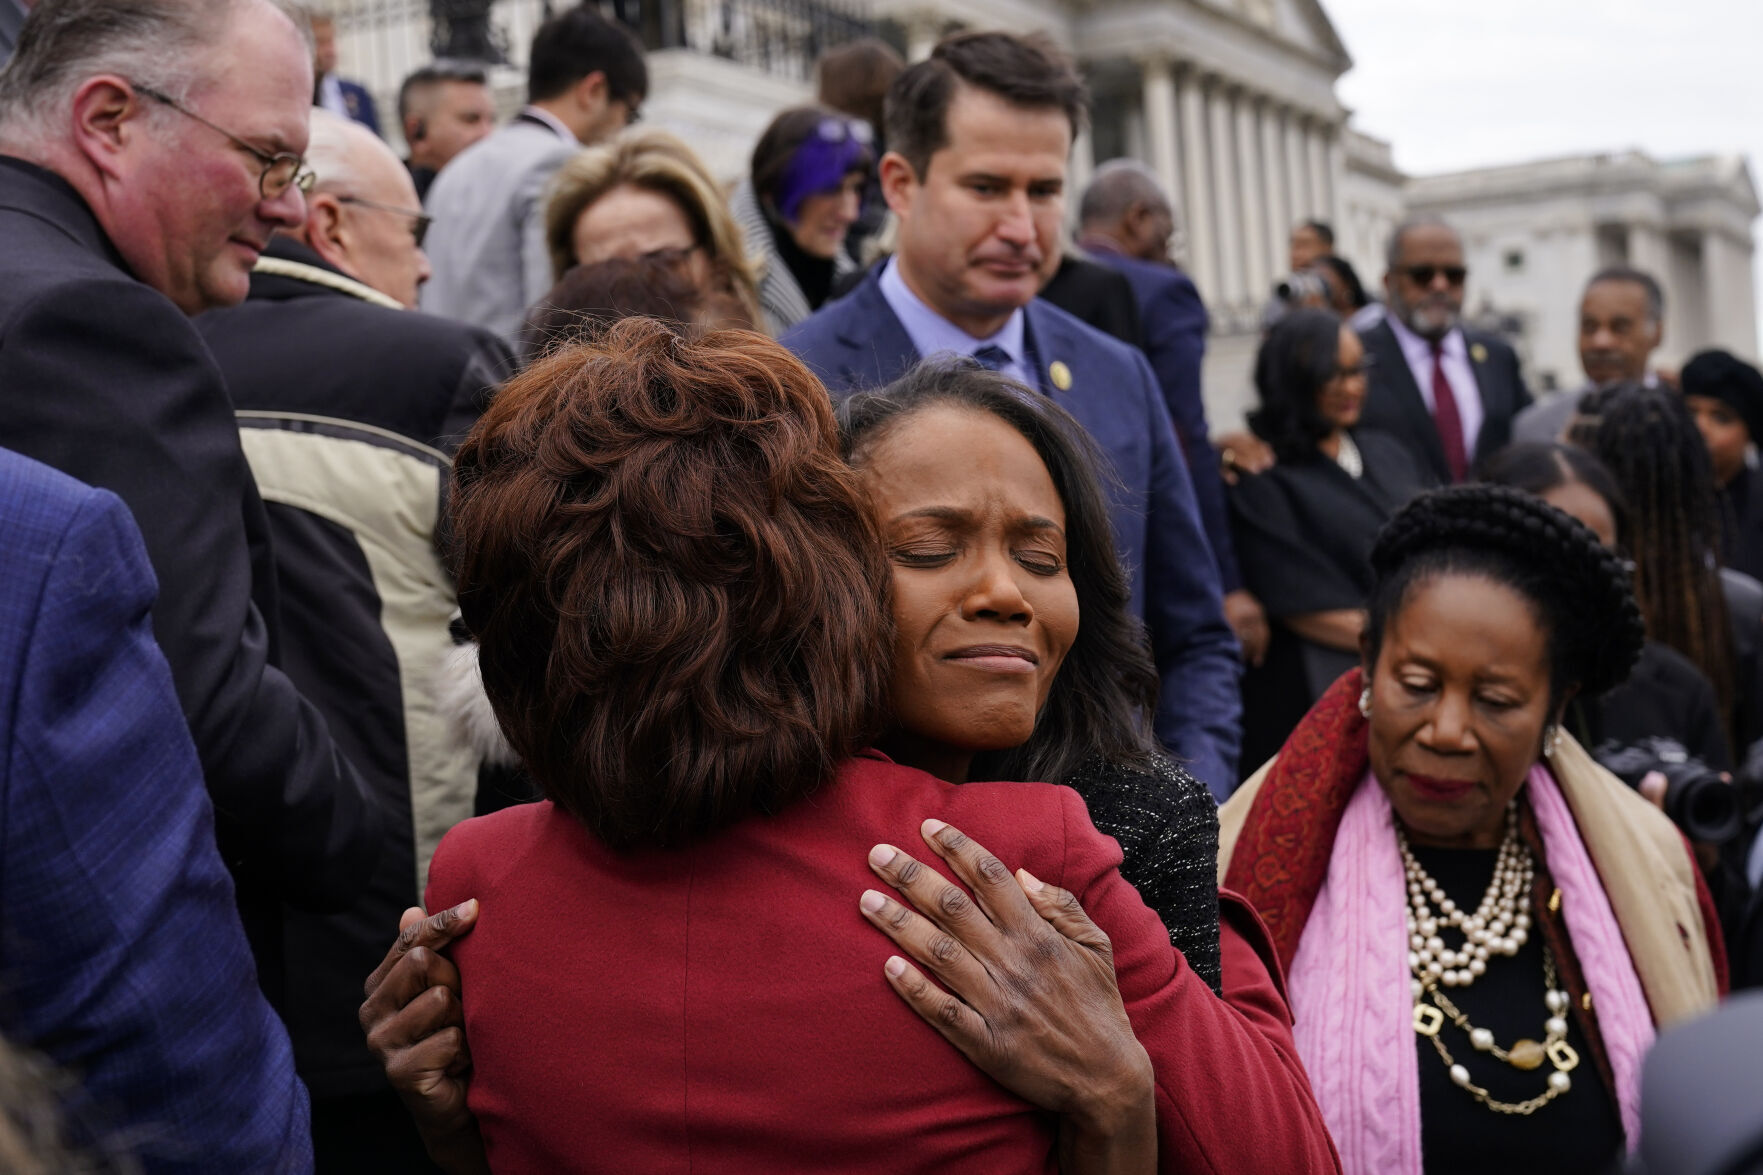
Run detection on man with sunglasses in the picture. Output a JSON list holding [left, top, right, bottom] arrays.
[[1358, 216, 1531, 485], [197, 107, 514, 1170]]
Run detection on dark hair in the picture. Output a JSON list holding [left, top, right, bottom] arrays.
[[1313, 254, 1368, 310], [837, 360, 1159, 785], [397, 59, 488, 126], [451, 319, 892, 850], [1247, 308, 1344, 463], [815, 37, 903, 140], [749, 105, 872, 222], [1298, 220, 1335, 248], [520, 252, 756, 362], [526, 4, 646, 106], [1475, 442, 1629, 543], [883, 31, 1087, 180], [1367, 486, 1644, 708], [1578, 382, 1735, 722], [1584, 265, 1664, 324]]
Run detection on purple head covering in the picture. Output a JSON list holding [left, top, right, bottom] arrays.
[[773, 117, 872, 224]]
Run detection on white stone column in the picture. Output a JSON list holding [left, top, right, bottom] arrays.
[[1306, 125, 1330, 228], [1069, 122, 1095, 223], [1234, 89, 1269, 304], [1285, 112, 1310, 221], [1260, 100, 1289, 276], [1176, 67, 1217, 302], [1206, 81, 1246, 312], [1139, 57, 1181, 224], [904, 14, 940, 63]]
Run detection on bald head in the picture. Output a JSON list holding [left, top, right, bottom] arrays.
[[1078, 158, 1176, 263], [297, 108, 431, 306]]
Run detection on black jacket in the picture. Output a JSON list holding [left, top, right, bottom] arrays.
[[1037, 255, 1145, 350], [0, 156, 380, 998], [1358, 317, 1532, 486], [198, 238, 514, 1096]]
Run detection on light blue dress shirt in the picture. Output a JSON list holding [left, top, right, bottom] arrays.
[[878, 258, 1033, 389]]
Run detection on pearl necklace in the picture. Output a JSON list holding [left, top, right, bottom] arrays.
[[1400, 805, 1582, 1114], [1399, 802, 1532, 990]]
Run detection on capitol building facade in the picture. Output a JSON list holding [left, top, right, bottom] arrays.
[[325, 0, 1758, 425]]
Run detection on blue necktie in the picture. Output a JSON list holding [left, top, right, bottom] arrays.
[[972, 344, 1011, 373]]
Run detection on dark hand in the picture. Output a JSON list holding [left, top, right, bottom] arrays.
[[1215, 431, 1275, 484], [859, 820, 1155, 1154], [1223, 589, 1270, 667], [360, 902, 488, 1175]]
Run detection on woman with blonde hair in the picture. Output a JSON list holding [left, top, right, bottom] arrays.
[[539, 128, 763, 330]]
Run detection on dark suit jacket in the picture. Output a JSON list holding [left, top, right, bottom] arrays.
[[198, 238, 513, 1097], [1082, 245, 1241, 593], [0, 156, 379, 997], [1358, 317, 1531, 486], [0, 446, 312, 1172], [1038, 254, 1144, 350], [782, 270, 1243, 795], [336, 77, 381, 136]]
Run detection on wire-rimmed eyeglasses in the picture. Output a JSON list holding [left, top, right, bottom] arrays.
[[337, 195, 433, 248], [132, 82, 315, 199]]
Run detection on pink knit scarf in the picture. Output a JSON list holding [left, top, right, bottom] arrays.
[[1286, 766, 1653, 1174]]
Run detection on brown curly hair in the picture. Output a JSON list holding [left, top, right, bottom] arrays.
[[450, 318, 892, 849]]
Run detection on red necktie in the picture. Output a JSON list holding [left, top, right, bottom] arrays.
[[1431, 343, 1468, 483]]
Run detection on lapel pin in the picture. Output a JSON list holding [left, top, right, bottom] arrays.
[[1049, 361, 1072, 391], [1471, 342, 1488, 364]]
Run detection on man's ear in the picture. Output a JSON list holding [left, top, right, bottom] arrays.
[[879, 150, 917, 218], [69, 75, 144, 181], [302, 193, 353, 273], [573, 70, 608, 112]]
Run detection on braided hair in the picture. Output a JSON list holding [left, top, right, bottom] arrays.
[[1366, 485, 1644, 707], [1577, 383, 1735, 722]]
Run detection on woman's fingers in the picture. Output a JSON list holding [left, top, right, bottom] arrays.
[[866, 839, 1006, 949], [879, 954, 992, 1054], [1016, 869, 1115, 964], [362, 946, 465, 1054], [858, 885, 994, 998], [363, 900, 478, 1001], [916, 819, 1037, 933]]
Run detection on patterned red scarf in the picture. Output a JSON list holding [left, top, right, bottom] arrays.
[[1222, 667, 1372, 971]]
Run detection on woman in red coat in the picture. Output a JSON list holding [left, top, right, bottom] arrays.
[[383, 324, 1335, 1172]]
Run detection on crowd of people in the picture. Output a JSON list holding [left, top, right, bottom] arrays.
[[0, 0, 1761, 1173]]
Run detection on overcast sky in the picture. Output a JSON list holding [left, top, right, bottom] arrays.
[[1321, 0, 1763, 349]]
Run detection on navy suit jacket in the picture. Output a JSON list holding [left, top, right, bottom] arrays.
[[783, 270, 1243, 795], [0, 447, 311, 1172], [337, 78, 381, 136], [1358, 318, 1532, 486], [1085, 246, 1240, 593]]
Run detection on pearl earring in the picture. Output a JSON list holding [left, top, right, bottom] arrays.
[[1359, 687, 1372, 718], [1542, 725, 1559, 759]]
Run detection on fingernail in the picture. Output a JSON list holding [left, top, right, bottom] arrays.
[[921, 818, 948, 838], [1017, 868, 1044, 893], [860, 889, 886, 914], [450, 898, 478, 918], [868, 843, 897, 868], [884, 956, 907, 978]]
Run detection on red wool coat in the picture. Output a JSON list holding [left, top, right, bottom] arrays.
[[427, 751, 1338, 1173]]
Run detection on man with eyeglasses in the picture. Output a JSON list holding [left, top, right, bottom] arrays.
[[0, 2, 387, 1165], [1357, 216, 1532, 485], [196, 106, 513, 1171]]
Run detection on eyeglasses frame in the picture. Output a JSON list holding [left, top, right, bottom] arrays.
[[335, 194, 434, 249], [131, 81, 315, 200]]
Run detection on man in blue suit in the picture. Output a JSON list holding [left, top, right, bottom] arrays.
[[1076, 159, 1269, 671], [0, 445, 311, 1172], [783, 32, 1242, 795]]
